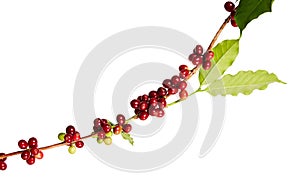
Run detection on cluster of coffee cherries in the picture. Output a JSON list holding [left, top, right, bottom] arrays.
[[58, 125, 84, 154], [93, 114, 132, 145], [18, 137, 43, 165], [0, 153, 7, 170], [224, 1, 238, 27], [189, 45, 214, 70]]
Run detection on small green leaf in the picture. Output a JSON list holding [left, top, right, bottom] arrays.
[[235, 0, 274, 33], [205, 70, 285, 96], [121, 132, 134, 145], [199, 39, 239, 85]]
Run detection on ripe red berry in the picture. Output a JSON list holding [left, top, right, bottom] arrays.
[[26, 156, 35, 165], [203, 61, 212, 70], [177, 81, 187, 90], [0, 161, 7, 170], [21, 150, 31, 160], [171, 75, 181, 85], [179, 65, 188, 72], [30, 147, 40, 156], [156, 109, 165, 118], [66, 125, 76, 135], [157, 87, 167, 97], [139, 111, 149, 120], [94, 118, 102, 128], [231, 19, 238, 27], [64, 134, 73, 143], [149, 107, 158, 116], [73, 132, 81, 141], [101, 124, 111, 133], [100, 119, 108, 125], [116, 114, 126, 125], [98, 131, 106, 139], [224, 1, 235, 12], [193, 45, 203, 55], [192, 55, 203, 66], [149, 98, 158, 107], [204, 51, 214, 61], [149, 91, 158, 98], [0, 153, 7, 161], [188, 53, 197, 62], [179, 90, 188, 99], [168, 87, 178, 95], [139, 101, 148, 111], [180, 69, 190, 79], [75, 141, 84, 148], [130, 99, 140, 109], [35, 151, 44, 159], [123, 124, 132, 133], [113, 125, 122, 135], [18, 139, 28, 149], [158, 98, 167, 108], [162, 79, 172, 89], [28, 137, 38, 148], [230, 10, 236, 19]]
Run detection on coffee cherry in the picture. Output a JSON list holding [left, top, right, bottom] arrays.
[[149, 107, 158, 116], [224, 1, 235, 12], [230, 10, 236, 19], [168, 87, 178, 95], [105, 131, 113, 138], [0, 153, 7, 161], [193, 45, 203, 55], [204, 51, 214, 61], [179, 90, 188, 99], [97, 138, 103, 144], [149, 91, 158, 98], [139, 111, 149, 120], [156, 109, 165, 117], [157, 87, 167, 97], [26, 156, 35, 165], [18, 139, 28, 149], [98, 131, 106, 139], [188, 53, 197, 62], [177, 81, 187, 90], [73, 132, 81, 141], [75, 141, 84, 148], [30, 147, 40, 156], [179, 69, 190, 79], [66, 125, 76, 135], [123, 124, 132, 133], [116, 114, 126, 125], [139, 101, 148, 111], [192, 55, 203, 66], [93, 118, 102, 127], [21, 150, 30, 160], [149, 98, 158, 107], [104, 137, 112, 145], [58, 132, 66, 141], [64, 134, 73, 143], [158, 98, 167, 108], [35, 151, 44, 159], [0, 161, 7, 170], [100, 119, 108, 125], [113, 125, 122, 135], [171, 75, 181, 85], [68, 145, 76, 154], [101, 124, 111, 133], [162, 79, 172, 88], [203, 61, 212, 70], [28, 137, 38, 148], [130, 99, 140, 109], [179, 64, 188, 72]]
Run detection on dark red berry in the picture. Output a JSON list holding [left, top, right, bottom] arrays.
[[93, 118, 102, 127], [180, 69, 190, 79], [204, 51, 214, 61], [156, 109, 165, 117], [188, 53, 197, 62], [168, 87, 178, 95], [157, 87, 167, 97], [192, 55, 203, 66], [64, 134, 73, 143], [149, 91, 158, 98], [35, 151, 44, 159], [230, 10, 236, 19], [73, 132, 81, 141], [142, 94, 149, 101], [224, 1, 235, 12], [149, 107, 158, 116], [203, 61, 212, 70], [158, 98, 167, 108], [177, 81, 187, 90], [134, 109, 141, 115], [113, 125, 122, 135], [139, 111, 149, 120], [98, 131, 106, 139], [130, 99, 140, 109], [139, 101, 148, 111], [116, 114, 126, 125], [18, 139, 28, 149], [179, 65, 188, 72], [75, 141, 84, 148], [100, 119, 108, 125], [0, 161, 7, 170], [0, 153, 7, 161], [21, 150, 30, 160], [193, 45, 203, 55], [26, 156, 35, 165], [123, 124, 132, 133], [162, 79, 172, 88], [137, 96, 143, 101], [30, 147, 40, 156], [149, 98, 158, 107], [101, 124, 111, 133], [179, 90, 188, 99], [28, 137, 38, 148], [66, 125, 76, 135], [231, 19, 238, 27], [171, 75, 181, 85]]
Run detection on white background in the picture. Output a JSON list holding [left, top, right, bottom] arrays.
[[0, 0, 299, 195]]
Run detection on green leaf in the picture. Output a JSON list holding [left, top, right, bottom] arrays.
[[205, 70, 285, 96], [199, 39, 239, 86], [121, 132, 134, 145], [235, 0, 274, 33]]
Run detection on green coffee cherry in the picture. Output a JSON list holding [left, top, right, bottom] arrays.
[[58, 132, 66, 141], [104, 137, 112, 145], [68, 145, 76, 154]]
